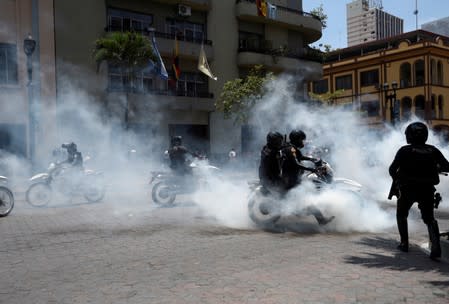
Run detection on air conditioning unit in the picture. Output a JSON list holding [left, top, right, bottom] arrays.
[[178, 4, 191, 17]]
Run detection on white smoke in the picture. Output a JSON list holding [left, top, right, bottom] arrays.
[[191, 74, 449, 233]]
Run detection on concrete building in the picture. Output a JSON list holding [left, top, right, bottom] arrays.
[[0, 0, 57, 165], [422, 16, 449, 38], [0, 0, 323, 165], [346, 0, 403, 47], [309, 30, 449, 138]]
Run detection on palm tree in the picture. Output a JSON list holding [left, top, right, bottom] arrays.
[[93, 31, 157, 129]]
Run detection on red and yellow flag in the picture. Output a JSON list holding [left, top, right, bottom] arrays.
[[256, 0, 267, 17], [172, 36, 181, 80]]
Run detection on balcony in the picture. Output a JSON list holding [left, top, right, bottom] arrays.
[[148, 0, 210, 11], [108, 89, 215, 112], [153, 31, 213, 61], [235, 0, 322, 43], [237, 46, 323, 80]]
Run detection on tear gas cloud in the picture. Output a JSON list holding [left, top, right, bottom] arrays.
[[3, 64, 449, 233], [193, 74, 449, 233]]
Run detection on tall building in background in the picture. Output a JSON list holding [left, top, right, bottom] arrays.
[[422, 17, 449, 37], [346, 0, 403, 47]]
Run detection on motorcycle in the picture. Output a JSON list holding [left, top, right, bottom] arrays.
[[0, 176, 14, 217], [150, 160, 220, 206], [26, 160, 105, 207], [247, 159, 363, 229]]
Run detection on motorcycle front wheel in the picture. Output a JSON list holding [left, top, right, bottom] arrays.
[[26, 182, 52, 207], [151, 181, 176, 206], [0, 186, 14, 217]]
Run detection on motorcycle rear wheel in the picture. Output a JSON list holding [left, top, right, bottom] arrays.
[[152, 181, 176, 206], [0, 186, 14, 217], [26, 182, 52, 207], [83, 176, 105, 203], [248, 190, 281, 227]]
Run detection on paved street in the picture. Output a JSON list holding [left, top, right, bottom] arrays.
[[1, 189, 449, 304]]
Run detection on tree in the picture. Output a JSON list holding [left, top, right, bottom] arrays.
[[310, 4, 328, 29], [215, 65, 274, 124], [93, 31, 157, 129]]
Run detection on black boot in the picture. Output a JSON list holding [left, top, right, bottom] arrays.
[[428, 220, 441, 260], [397, 218, 409, 252]]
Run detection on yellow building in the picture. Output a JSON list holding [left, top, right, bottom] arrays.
[[310, 30, 449, 138]]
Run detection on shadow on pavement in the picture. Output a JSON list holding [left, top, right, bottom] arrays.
[[344, 236, 449, 287]]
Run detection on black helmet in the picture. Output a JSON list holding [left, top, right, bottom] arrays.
[[289, 129, 306, 148], [171, 136, 182, 147], [405, 122, 428, 144], [266, 131, 283, 150], [61, 142, 77, 153]]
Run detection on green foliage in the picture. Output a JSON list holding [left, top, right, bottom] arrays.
[[310, 4, 328, 29], [93, 31, 157, 76], [216, 65, 274, 124]]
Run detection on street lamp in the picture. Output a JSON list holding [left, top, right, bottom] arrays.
[[24, 34, 36, 165], [382, 81, 398, 126]]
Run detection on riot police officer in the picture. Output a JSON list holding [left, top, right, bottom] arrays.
[[61, 142, 83, 168], [258, 131, 284, 191], [282, 129, 319, 190], [167, 136, 196, 176], [389, 122, 449, 259]]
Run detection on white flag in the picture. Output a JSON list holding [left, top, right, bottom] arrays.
[[198, 43, 217, 81]]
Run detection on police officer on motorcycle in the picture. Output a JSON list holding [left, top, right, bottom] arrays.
[[258, 130, 334, 226], [282, 130, 320, 190], [389, 121, 449, 259], [168, 136, 197, 176], [282, 129, 334, 225], [259, 131, 284, 192], [61, 142, 83, 168]]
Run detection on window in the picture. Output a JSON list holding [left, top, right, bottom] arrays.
[[414, 59, 425, 86], [438, 95, 444, 119], [401, 97, 412, 121], [166, 19, 205, 43], [335, 75, 352, 90], [0, 43, 18, 85], [107, 64, 155, 93], [414, 95, 425, 119], [107, 8, 153, 33], [360, 100, 380, 117], [176, 72, 208, 97], [312, 79, 328, 94], [360, 69, 379, 87], [238, 31, 263, 51], [400, 62, 411, 88]]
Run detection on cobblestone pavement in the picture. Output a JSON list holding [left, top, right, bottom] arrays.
[[1, 191, 449, 304]]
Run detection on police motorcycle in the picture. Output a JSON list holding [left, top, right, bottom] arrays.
[[26, 150, 105, 207], [0, 176, 14, 217], [150, 155, 220, 206], [247, 158, 363, 229]]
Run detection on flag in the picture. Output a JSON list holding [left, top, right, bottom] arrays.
[[256, 0, 267, 17], [150, 35, 168, 80], [198, 43, 217, 81], [172, 36, 181, 80]]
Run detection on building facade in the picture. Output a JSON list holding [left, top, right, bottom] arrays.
[[0, 0, 57, 164], [0, 0, 323, 164], [346, 0, 403, 47], [309, 30, 449, 138]]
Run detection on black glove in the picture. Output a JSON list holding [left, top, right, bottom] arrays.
[[434, 192, 442, 209]]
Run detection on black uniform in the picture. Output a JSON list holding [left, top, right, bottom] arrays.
[[168, 145, 191, 175], [389, 122, 449, 258], [259, 144, 283, 191]]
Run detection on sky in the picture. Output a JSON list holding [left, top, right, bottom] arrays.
[[303, 0, 449, 49]]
